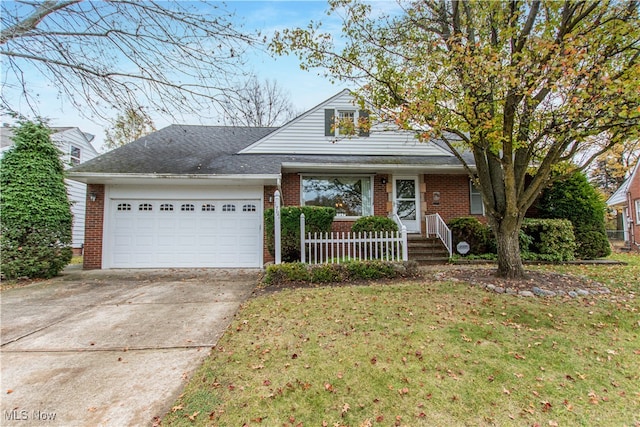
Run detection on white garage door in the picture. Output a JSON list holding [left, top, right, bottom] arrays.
[[109, 199, 261, 268]]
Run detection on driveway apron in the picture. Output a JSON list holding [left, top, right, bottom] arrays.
[[1, 268, 258, 426]]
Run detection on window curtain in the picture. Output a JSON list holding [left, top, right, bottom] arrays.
[[361, 177, 373, 216]]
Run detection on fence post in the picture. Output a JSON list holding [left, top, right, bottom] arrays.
[[300, 213, 306, 263], [274, 190, 281, 265], [401, 224, 408, 261]]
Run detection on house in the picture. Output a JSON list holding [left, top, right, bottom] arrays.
[[1, 125, 99, 255], [607, 159, 640, 252], [68, 90, 482, 269]]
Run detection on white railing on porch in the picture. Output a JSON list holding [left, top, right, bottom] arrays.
[[425, 213, 453, 258], [300, 213, 408, 264]]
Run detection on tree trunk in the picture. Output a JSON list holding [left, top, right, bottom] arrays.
[[489, 216, 526, 279]]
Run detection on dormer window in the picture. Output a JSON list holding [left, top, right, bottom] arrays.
[[324, 109, 370, 137], [70, 145, 81, 166]]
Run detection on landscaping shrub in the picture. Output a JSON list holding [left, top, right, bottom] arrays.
[[520, 218, 576, 261], [263, 262, 310, 285], [263, 260, 418, 287], [537, 172, 611, 259], [351, 216, 398, 233], [264, 206, 335, 262], [0, 120, 73, 279], [448, 217, 492, 255]]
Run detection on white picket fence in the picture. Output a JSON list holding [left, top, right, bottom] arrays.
[[300, 213, 408, 264]]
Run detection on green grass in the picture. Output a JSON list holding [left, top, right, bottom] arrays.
[[165, 255, 639, 426]]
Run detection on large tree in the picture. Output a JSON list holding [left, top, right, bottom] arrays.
[[273, 0, 640, 278], [0, 0, 257, 118], [219, 76, 299, 127], [104, 107, 156, 150], [0, 120, 73, 279]]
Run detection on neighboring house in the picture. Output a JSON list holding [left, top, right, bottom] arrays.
[[1, 125, 99, 255], [68, 90, 482, 270], [607, 159, 640, 252]]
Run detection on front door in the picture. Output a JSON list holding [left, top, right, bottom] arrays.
[[393, 176, 420, 233]]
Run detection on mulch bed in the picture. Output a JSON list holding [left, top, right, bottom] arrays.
[[433, 267, 611, 296]]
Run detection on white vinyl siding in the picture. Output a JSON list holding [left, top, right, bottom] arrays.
[[52, 128, 100, 249], [240, 90, 451, 156]]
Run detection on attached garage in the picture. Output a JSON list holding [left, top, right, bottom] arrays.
[[102, 185, 265, 268]]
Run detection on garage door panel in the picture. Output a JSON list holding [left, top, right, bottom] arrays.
[[109, 198, 261, 268]]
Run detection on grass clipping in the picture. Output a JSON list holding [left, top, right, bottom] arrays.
[[164, 262, 640, 426]]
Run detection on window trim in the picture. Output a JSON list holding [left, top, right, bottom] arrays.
[[635, 199, 640, 225], [324, 108, 370, 137], [300, 174, 374, 219], [70, 145, 81, 166]]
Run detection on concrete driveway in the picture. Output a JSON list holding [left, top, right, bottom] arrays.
[[1, 267, 259, 426]]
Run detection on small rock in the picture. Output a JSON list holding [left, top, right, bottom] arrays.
[[599, 288, 611, 294], [576, 289, 590, 296], [543, 290, 557, 297], [568, 291, 578, 298], [505, 288, 517, 295], [532, 287, 546, 296], [556, 290, 566, 296], [486, 284, 496, 291], [519, 290, 534, 297], [494, 286, 505, 294]]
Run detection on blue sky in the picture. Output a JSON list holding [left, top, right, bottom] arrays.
[[3, 1, 400, 150]]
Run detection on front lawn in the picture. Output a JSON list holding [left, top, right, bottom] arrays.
[[163, 255, 639, 426]]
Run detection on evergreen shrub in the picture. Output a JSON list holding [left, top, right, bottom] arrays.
[[264, 206, 336, 262], [0, 120, 73, 279], [537, 172, 611, 259]]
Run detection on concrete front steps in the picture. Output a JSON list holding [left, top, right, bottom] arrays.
[[407, 234, 450, 265]]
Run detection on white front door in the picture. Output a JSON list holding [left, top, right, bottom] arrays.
[[393, 176, 421, 233]]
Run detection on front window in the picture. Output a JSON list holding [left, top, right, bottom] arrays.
[[470, 181, 484, 215], [635, 199, 640, 224], [302, 176, 373, 217], [338, 110, 356, 135], [70, 145, 81, 166]]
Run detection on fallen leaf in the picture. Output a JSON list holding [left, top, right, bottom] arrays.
[[342, 403, 350, 415]]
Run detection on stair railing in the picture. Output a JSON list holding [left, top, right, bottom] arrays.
[[425, 213, 453, 258]]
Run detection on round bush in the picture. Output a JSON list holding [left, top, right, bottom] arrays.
[[448, 217, 491, 255], [351, 216, 398, 233]]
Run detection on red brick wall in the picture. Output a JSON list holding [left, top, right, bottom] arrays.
[[423, 174, 485, 222], [83, 184, 104, 269], [263, 185, 277, 263]]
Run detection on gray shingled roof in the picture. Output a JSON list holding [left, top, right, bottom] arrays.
[[70, 124, 473, 177]]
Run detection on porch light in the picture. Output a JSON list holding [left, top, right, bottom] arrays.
[[89, 192, 97, 202]]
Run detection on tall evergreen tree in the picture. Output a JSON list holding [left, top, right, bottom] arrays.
[[1, 120, 73, 279]]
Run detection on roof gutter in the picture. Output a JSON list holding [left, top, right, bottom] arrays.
[[281, 162, 473, 173], [67, 172, 281, 185]]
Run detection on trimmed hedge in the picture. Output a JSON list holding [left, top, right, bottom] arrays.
[[448, 216, 576, 262], [520, 218, 576, 261], [351, 216, 398, 233], [264, 206, 335, 262], [263, 260, 419, 287], [537, 172, 611, 259], [448, 217, 491, 255]]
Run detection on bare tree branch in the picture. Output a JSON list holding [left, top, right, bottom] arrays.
[[0, 0, 260, 119]]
